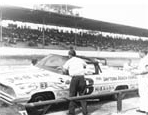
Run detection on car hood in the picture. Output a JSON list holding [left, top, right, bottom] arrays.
[[0, 66, 69, 86]]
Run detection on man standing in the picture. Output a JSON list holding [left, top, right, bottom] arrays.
[[63, 50, 88, 115], [123, 59, 133, 71], [133, 51, 148, 115]]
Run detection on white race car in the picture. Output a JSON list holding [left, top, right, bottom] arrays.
[[0, 54, 138, 114]]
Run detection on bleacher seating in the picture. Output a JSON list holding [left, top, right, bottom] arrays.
[[2, 26, 148, 52]]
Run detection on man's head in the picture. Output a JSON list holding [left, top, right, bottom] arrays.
[[68, 50, 76, 58], [31, 58, 38, 65], [127, 59, 132, 65], [139, 50, 147, 58], [69, 46, 74, 50]]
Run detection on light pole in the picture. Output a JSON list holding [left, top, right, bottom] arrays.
[[0, 6, 2, 43], [42, 18, 45, 48], [74, 16, 78, 50]]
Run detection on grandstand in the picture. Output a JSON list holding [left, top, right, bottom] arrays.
[[1, 5, 148, 52]]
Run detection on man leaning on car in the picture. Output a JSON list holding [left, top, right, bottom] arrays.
[[62, 49, 88, 115]]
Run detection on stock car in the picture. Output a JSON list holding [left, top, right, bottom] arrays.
[[0, 54, 138, 114]]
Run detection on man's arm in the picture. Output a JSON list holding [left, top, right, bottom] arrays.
[[135, 70, 148, 75], [131, 68, 148, 75], [62, 60, 70, 75], [83, 60, 87, 69]]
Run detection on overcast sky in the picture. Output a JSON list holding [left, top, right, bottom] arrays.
[[1, 0, 148, 29]]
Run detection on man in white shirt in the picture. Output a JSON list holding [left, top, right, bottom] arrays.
[[132, 51, 148, 115], [63, 50, 88, 115], [123, 59, 133, 71]]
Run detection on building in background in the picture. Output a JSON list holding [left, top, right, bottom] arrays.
[[33, 4, 82, 16]]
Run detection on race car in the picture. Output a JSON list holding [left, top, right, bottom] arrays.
[[0, 54, 138, 114]]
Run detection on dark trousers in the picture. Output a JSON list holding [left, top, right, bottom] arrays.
[[69, 75, 87, 115]]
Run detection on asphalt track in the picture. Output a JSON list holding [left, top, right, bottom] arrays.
[[44, 94, 140, 115], [42, 96, 146, 115], [0, 96, 143, 115]]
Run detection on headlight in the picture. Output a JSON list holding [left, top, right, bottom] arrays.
[[0, 84, 16, 97]]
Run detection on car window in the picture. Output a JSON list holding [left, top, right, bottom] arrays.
[[36, 54, 68, 68]]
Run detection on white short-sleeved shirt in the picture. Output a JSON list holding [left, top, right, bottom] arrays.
[[138, 55, 148, 72], [63, 57, 87, 76], [137, 55, 148, 112], [123, 63, 133, 71]]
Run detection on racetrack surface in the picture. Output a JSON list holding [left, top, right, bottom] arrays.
[[0, 96, 140, 115], [43, 93, 139, 115]]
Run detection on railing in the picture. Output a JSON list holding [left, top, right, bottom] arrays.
[[15, 88, 138, 115]]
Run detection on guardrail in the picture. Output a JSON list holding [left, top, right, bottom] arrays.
[[15, 88, 138, 115]]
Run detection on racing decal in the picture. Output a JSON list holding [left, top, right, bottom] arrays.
[[128, 75, 137, 79], [85, 78, 94, 95], [103, 75, 137, 82], [118, 76, 128, 80], [40, 82, 48, 89], [40, 82, 68, 90], [6, 78, 14, 83], [96, 77, 102, 80], [103, 77, 117, 81], [5, 73, 51, 83], [95, 85, 114, 92], [33, 73, 50, 78], [6, 75, 31, 83]]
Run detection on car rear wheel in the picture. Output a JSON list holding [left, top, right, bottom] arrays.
[[26, 92, 54, 115]]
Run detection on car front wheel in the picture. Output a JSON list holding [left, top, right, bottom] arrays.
[[26, 92, 54, 115]]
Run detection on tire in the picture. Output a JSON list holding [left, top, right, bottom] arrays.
[[26, 93, 54, 115]]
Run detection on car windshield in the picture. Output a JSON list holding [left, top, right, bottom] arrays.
[[35, 54, 69, 73], [35, 54, 98, 75]]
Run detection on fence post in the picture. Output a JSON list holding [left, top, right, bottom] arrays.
[[117, 92, 122, 113]]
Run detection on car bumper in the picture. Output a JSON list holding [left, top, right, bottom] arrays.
[[0, 91, 30, 105]]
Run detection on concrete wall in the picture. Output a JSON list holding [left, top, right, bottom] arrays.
[[0, 47, 139, 59]]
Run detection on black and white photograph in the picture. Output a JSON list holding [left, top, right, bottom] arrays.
[[0, 0, 148, 115]]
